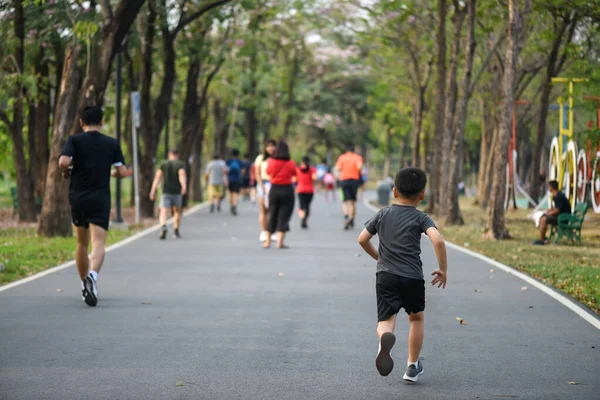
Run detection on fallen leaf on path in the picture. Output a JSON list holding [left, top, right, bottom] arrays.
[[474, 289, 481, 293], [521, 286, 528, 291], [278, 272, 285, 276], [529, 306, 534, 308], [142, 301, 152, 305], [176, 381, 185, 387], [456, 317, 467, 325], [56, 289, 63, 292], [567, 382, 578, 385]]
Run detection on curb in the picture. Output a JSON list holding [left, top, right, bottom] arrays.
[[0, 202, 209, 293], [363, 199, 600, 331]]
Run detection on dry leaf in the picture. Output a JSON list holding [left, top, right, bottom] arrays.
[[567, 382, 578, 385], [456, 317, 467, 325], [474, 289, 481, 293], [142, 301, 152, 305], [56, 289, 63, 292], [278, 272, 285, 276], [512, 255, 518, 260], [521, 286, 528, 291]]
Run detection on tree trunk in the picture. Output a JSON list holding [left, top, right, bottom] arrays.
[[178, 57, 201, 162], [190, 105, 207, 202], [421, 129, 430, 172], [411, 92, 424, 168], [439, 6, 466, 216], [246, 107, 258, 159], [383, 127, 392, 179], [427, 0, 447, 214], [283, 48, 299, 139], [38, 44, 81, 237], [475, 98, 492, 205], [213, 99, 229, 158], [486, 0, 526, 239], [480, 118, 500, 208], [35, 55, 51, 198], [446, 0, 476, 226]]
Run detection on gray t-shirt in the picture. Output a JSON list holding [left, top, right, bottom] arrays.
[[365, 205, 437, 280], [205, 160, 227, 185]]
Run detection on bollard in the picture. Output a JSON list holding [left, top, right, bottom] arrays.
[[377, 182, 392, 206]]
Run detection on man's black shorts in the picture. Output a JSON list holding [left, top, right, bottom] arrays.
[[545, 215, 558, 226], [71, 206, 110, 231], [228, 182, 241, 193], [340, 179, 360, 201], [376, 271, 425, 321]]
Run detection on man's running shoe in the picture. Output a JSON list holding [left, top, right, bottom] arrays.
[[344, 218, 352, 231], [173, 230, 181, 239], [210, 204, 215, 213], [231, 206, 238, 216], [259, 231, 268, 242], [301, 218, 308, 229], [349, 219, 355, 228], [159, 228, 167, 240], [82, 274, 98, 307], [403, 360, 424, 383], [375, 332, 396, 376]]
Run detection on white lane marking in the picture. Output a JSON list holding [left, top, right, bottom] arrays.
[[0, 202, 208, 293], [363, 199, 600, 331]]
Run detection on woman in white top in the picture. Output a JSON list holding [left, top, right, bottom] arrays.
[[254, 139, 277, 242]]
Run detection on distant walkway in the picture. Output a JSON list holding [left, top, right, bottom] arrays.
[[1, 195, 599, 399]]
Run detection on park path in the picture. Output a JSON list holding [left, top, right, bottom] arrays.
[[0, 196, 599, 400]]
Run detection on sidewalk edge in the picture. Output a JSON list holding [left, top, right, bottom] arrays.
[[0, 202, 208, 293], [363, 199, 600, 331]]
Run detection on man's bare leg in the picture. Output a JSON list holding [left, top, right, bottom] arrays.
[[75, 227, 90, 281], [159, 207, 168, 226], [173, 207, 182, 230], [89, 224, 107, 275], [539, 215, 548, 241], [350, 200, 357, 219]]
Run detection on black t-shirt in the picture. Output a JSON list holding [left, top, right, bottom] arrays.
[[553, 191, 571, 215], [159, 159, 186, 195], [60, 131, 125, 211]]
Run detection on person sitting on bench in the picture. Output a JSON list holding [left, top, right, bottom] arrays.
[[533, 180, 571, 245]]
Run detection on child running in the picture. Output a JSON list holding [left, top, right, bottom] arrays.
[[322, 168, 336, 202], [358, 167, 448, 383], [296, 156, 317, 229]]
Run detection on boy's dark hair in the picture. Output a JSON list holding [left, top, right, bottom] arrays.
[[395, 168, 427, 199], [272, 140, 291, 161], [231, 148, 240, 157], [548, 180, 559, 191], [213, 153, 220, 160], [80, 106, 103, 126], [346, 143, 355, 152]]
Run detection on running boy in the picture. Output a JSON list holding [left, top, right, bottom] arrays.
[[358, 167, 447, 383]]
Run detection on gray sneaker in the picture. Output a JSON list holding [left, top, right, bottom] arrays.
[[375, 332, 396, 376], [403, 360, 424, 383]]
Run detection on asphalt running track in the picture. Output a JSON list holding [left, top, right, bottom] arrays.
[[1, 196, 599, 400]]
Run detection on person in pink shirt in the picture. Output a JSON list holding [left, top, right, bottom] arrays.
[[296, 156, 317, 229], [322, 167, 336, 202], [264, 140, 297, 249]]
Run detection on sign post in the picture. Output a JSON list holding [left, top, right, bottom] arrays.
[[131, 91, 141, 225]]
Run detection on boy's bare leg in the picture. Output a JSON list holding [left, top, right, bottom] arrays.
[[407, 312, 424, 363], [377, 314, 396, 338], [89, 224, 107, 275], [75, 227, 90, 281]]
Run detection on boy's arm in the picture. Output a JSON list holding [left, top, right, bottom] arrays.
[[426, 227, 448, 288], [358, 228, 378, 261]]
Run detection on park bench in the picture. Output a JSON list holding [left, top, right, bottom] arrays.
[[10, 187, 42, 217], [548, 202, 589, 245]]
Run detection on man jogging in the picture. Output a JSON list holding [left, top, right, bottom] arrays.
[[150, 149, 187, 240], [205, 153, 228, 213], [336, 145, 364, 230], [58, 106, 130, 307], [226, 149, 244, 216]]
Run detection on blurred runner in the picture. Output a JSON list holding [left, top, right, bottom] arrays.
[[205, 153, 228, 213], [226, 149, 243, 216], [296, 156, 317, 229], [335, 145, 363, 230], [323, 167, 336, 202], [255, 139, 276, 242]]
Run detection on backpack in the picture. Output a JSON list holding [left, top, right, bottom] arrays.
[[227, 159, 242, 182]]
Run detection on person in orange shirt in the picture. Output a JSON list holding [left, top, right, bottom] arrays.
[[335, 145, 364, 230]]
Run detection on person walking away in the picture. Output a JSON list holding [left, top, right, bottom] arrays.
[[149, 149, 187, 240], [241, 152, 253, 202], [255, 139, 277, 241], [336, 145, 364, 230], [58, 106, 131, 307], [205, 153, 228, 213], [264, 140, 297, 249], [296, 156, 317, 229], [323, 168, 336, 202], [358, 167, 448, 383], [226, 149, 244, 216], [533, 180, 571, 245]]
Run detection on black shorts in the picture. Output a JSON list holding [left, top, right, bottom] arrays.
[[228, 182, 241, 193], [71, 207, 110, 231], [340, 179, 360, 201], [376, 272, 425, 321], [242, 177, 251, 189], [545, 215, 558, 226], [298, 192, 314, 211]]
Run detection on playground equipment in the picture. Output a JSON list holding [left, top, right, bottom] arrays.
[[505, 100, 537, 210], [577, 97, 600, 213], [548, 78, 585, 213]]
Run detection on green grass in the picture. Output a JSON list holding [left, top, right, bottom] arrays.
[[0, 178, 12, 208], [437, 199, 600, 315], [0, 227, 138, 285]]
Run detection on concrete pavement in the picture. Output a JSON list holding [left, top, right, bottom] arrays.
[[0, 196, 599, 400]]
